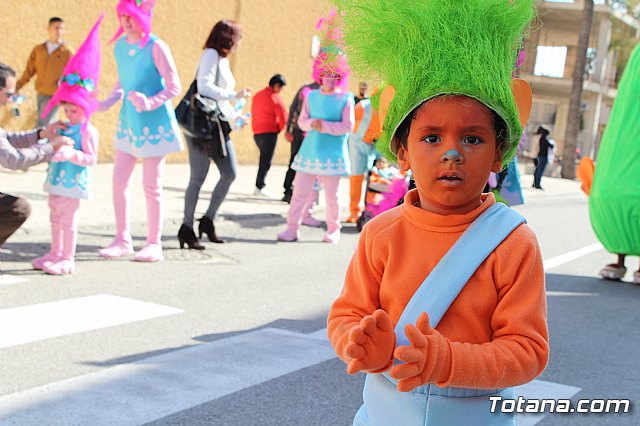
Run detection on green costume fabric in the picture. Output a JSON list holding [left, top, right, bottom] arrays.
[[590, 44, 640, 256], [334, 0, 534, 165]]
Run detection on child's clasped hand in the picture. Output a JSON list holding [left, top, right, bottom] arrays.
[[390, 312, 450, 392], [127, 91, 152, 112], [346, 310, 450, 392], [345, 309, 395, 374]]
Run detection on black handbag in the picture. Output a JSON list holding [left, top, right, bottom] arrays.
[[175, 62, 231, 157]]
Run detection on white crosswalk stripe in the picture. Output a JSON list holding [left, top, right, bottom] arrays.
[[0, 294, 183, 349], [0, 328, 334, 425], [0, 274, 28, 286]]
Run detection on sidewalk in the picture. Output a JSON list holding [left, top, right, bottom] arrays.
[[1, 162, 583, 239]]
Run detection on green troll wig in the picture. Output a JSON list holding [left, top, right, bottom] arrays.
[[334, 0, 535, 165]]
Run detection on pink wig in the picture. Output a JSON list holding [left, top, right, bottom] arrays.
[[312, 8, 350, 89], [42, 13, 104, 127], [110, 0, 156, 47]]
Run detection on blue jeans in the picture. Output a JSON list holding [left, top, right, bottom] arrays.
[[533, 155, 548, 188], [183, 136, 237, 227]]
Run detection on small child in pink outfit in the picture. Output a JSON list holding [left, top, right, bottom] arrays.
[[31, 14, 103, 275]]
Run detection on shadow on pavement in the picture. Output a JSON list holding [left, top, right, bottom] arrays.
[[82, 315, 329, 368]]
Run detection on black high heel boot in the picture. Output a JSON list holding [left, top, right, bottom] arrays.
[[198, 216, 224, 243], [178, 224, 205, 250]]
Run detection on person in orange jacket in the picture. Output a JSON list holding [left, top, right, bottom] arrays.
[[327, 1, 547, 424], [346, 86, 382, 223]]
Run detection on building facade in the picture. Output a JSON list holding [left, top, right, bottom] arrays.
[[521, 0, 639, 162]]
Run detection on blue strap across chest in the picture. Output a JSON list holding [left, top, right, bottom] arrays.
[[394, 203, 526, 347]]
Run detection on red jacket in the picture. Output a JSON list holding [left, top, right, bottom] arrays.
[[251, 87, 287, 135]]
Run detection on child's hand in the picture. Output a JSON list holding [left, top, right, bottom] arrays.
[[389, 312, 449, 392], [127, 91, 152, 112], [52, 145, 75, 162], [345, 309, 395, 374], [50, 136, 74, 152], [310, 119, 323, 132]]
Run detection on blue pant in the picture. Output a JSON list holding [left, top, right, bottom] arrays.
[[533, 155, 548, 188]]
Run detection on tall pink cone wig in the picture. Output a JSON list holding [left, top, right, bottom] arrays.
[[110, 0, 156, 48], [312, 8, 350, 89], [42, 13, 104, 127]]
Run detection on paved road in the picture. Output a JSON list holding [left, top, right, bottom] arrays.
[[0, 164, 638, 425]]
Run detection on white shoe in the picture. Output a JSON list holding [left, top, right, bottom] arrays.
[[254, 187, 274, 197]]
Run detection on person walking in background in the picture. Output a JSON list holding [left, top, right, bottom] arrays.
[[346, 86, 382, 223], [16, 17, 74, 127], [277, 10, 354, 244], [32, 15, 103, 276], [98, 0, 183, 262], [353, 80, 368, 105], [281, 80, 320, 203], [532, 125, 555, 190], [178, 19, 251, 249], [251, 74, 287, 197]]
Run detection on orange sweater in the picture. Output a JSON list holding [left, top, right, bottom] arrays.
[[328, 190, 549, 389]]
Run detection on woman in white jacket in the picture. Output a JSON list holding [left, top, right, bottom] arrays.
[[178, 20, 251, 249]]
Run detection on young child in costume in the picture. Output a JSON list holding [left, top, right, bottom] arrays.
[[347, 86, 382, 223], [98, 0, 182, 262], [277, 10, 355, 244], [328, 1, 549, 424], [31, 15, 103, 275], [588, 43, 640, 284]]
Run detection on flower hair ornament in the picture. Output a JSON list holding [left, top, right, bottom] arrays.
[[334, 0, 535, 165], [110, 0, 157, 47]]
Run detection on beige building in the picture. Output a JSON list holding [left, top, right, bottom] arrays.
[[0, 0, 353, 165], [521, 0, 640, 160]]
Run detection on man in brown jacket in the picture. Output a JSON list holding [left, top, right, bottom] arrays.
[[16, 17, 73, 127]]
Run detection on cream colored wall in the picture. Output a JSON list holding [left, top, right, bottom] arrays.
[[0, 0, 359, 165]]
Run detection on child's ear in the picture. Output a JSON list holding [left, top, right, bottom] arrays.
[[396, 142, 411, 171], [491, 146, 503, 173]]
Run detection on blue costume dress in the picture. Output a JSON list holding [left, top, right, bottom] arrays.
[[44, 123, 92, 200], [292, 90, 352, 176], [113, 35, 183, 158]]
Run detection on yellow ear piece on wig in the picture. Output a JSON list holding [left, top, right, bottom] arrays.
[[511, 78, 532, 128], [378, 84, 396, 129]]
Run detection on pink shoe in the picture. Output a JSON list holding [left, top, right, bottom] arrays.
[[134, 244, 164, 262], [32, 253, 60, 270], [277, 228, 299, 242], [323, 230, 341, 244], [99, 239, 134, 258], [302, 215, 323, 228], [43, 259, 75, 275]]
